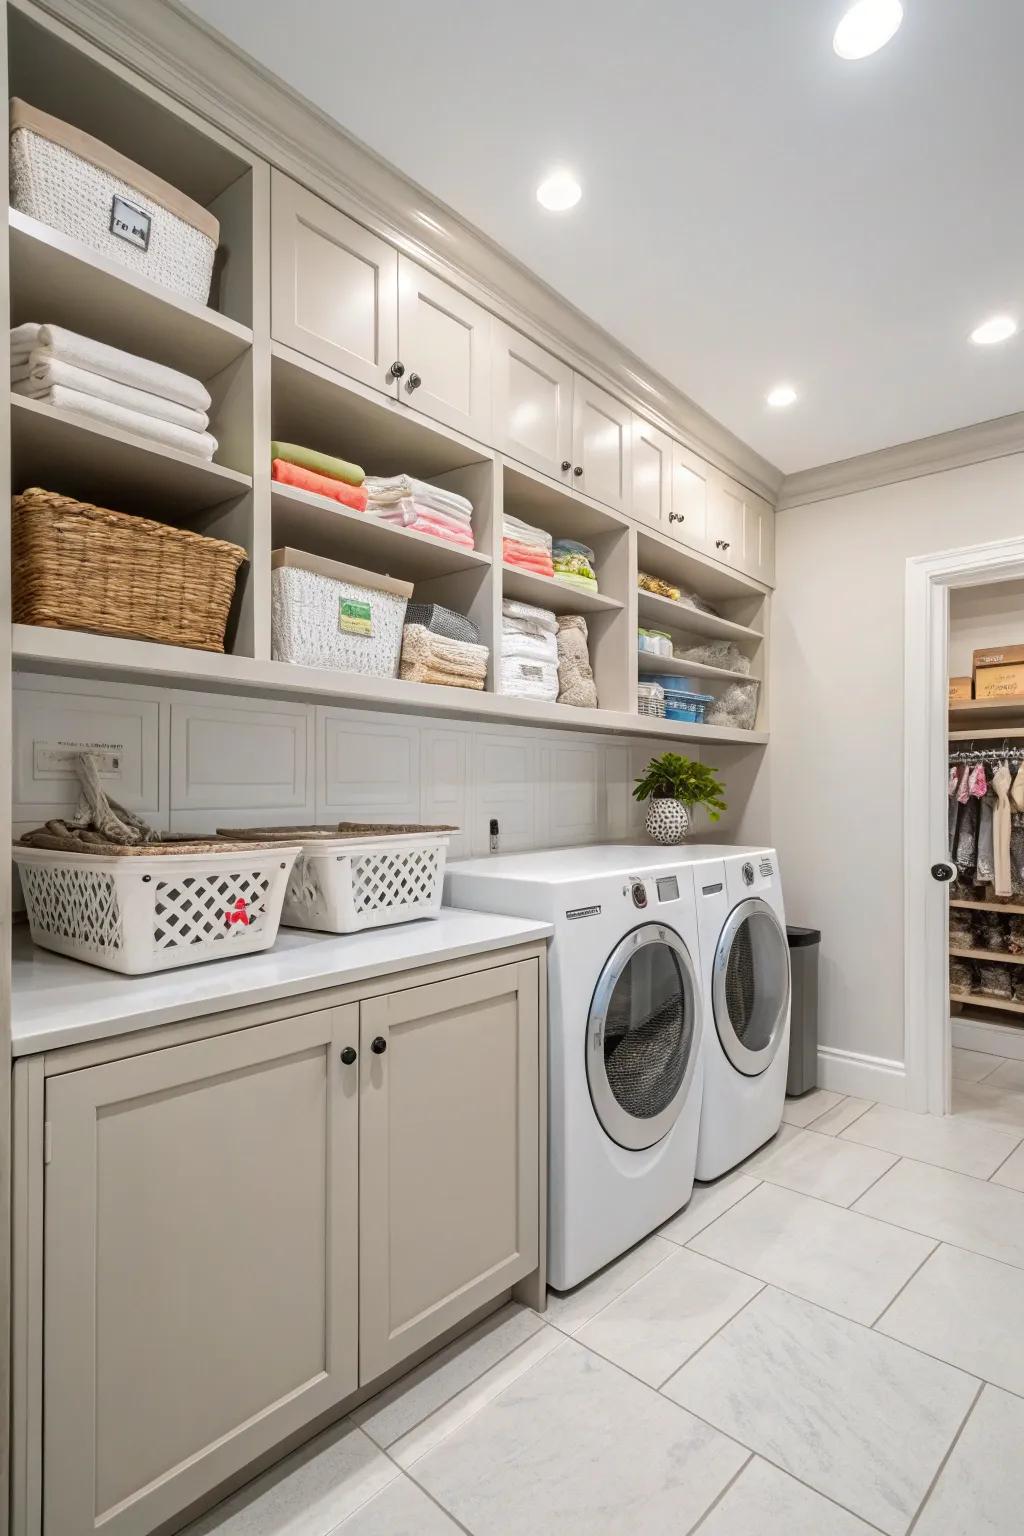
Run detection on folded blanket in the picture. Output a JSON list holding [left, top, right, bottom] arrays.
[[269, 440, 364, 487], [410, 516, 475, 549], [11, 322, 210, 411], [411, 478, 473, 521], [503, 512, 552, 550], [364, 475, 473, 523], [364, 473, 413, 506], [502, 598, 557, 633], [502, 630, 558, 664], [411, 502, 475, 545], [499, 655, 559, 701], [366, 499, 418, 526], [401, 624, 489, 683], [11, 354, 209, 431], [556, 613, 598, 708], [503, 543, 555, 576], [400, 659, 485, 690], [272, 458, 368, 511], [16, 382, 218, 459], [503, 615, 555, 640], [553, 571, 599, 593]]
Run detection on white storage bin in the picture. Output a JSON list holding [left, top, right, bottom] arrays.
[[220, 824, 455, 934], [13, 841, 298, 975], [9, 98, 219, 304], [271, 548, 414, 677]]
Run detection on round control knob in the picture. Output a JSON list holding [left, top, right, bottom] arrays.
[[371, 1036, 388, 1055], [631, 881, 648, 909], [340, 1046, 357, 1065], [388, 360, 405, 379]]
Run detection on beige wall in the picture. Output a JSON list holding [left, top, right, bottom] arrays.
[[949, 577, 1024, 677], [771, 452, 1024, 1073]]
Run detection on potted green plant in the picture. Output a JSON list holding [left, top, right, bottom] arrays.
[[633, 752, 727, 844]]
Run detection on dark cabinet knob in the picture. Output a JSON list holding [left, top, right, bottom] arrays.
[[406, 373, 422, 392], [560, 459, 571, 472], [371, 1036, 388, 1055], [723, 541, 730, 551], [388, 360, 405, 379], [668, 512, 685, 524], [573, 465, 583, 477], [340, 1046, 357, 1065]]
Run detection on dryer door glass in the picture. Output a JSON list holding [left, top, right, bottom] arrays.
[[713, 897, 791, 1077], [587, 923, 700, 1151]]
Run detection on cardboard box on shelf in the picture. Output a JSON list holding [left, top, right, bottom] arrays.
[[949, 677, 973, 703], [974, 645, 1024, 701]]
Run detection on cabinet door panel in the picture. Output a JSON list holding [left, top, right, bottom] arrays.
[[398, 256, 492, 439], [271, 171, 398, 392], [707, 472, 745, 567], [742, 491, 775, 585], [631, 415, 672, 529], [492, 320, 573, 481], [572, 376, 632, 512], [44, 1007, 358, 1536], [671, 441, 711, 555], [359, 961, 539, 1382]]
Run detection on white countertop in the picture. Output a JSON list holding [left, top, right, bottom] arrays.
[[10, 910, 553, 1056]]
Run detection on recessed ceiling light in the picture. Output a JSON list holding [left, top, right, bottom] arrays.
[[970, 314, 1018, 347], [766, 384, 798, 409], [833, 0, 904, 60], [536, 169, 582, 212]]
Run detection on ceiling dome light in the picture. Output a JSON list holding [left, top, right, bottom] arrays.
[[970, 315, 1018, 346], [766, 383, 798, 409], [833, 0, 904, 60], [536, 169, 582, 212]]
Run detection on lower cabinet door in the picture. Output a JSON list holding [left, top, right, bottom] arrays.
[[359, 960, 540, 1383], [43, 1007, 360, 1536]]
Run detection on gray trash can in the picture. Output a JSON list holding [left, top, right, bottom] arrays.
[[786, 926, 821, 1097]]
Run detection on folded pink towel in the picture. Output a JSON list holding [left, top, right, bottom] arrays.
[[411, 511, 475, 548]]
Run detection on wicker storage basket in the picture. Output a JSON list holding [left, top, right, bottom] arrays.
[[13, 841, 299, 975], [271, 548, 413, 677], [10, 98, 219, 304], [218, 823, 456, 934], [12, 487, 246, 651]]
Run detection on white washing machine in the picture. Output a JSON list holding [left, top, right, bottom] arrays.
[[673, 846, 791, 1180], [446, 847, 705, 1290]]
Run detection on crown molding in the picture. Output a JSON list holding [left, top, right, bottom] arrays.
[[25, 0, 783, 504], [777, 411, 1024, 511]]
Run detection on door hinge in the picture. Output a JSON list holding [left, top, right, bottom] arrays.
[[43, 1122, 52, 1165]]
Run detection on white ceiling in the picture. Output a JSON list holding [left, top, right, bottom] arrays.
[[186, 0, 1024, 475]]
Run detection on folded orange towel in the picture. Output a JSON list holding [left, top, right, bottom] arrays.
[[503, 540, 555, 576], [272, 458, 368, 511]]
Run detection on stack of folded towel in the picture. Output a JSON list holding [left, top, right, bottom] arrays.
[[500, 598, 559, 701], [271, 441, 367, 510], [552, 539, 598, 594], [556, 615, 598, 708], [11, 322, 218, 460], [502, 513, 554, 578], [400, 624, 489, 690], [364, 475, 475, 548]]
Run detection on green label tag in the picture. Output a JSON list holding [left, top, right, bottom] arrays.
[[339, 598, 373, 637]]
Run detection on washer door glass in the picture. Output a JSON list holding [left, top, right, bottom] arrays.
[[712, 897, 791, 1077], [587, 923, 700, 1151]]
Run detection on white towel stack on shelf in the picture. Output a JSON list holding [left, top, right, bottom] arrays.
[[500, 597, 559, 701], [10, 323, 218, 461], [363, 473, 474, 548]]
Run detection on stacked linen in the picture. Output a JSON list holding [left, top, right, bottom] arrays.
[[400, 624, 488, 690], [270, 440, 367, 511], [556, 615, 598, 708], [502, 513, 553, 578], [364, 475, 475, 549], [500, 597, 559, 701], [552, 539, 598, 594], [11, 323, 218, 460]]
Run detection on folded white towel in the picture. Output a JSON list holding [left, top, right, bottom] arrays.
[[502, 597, 558, 633], [10, 323, 211, 412], [499, 656, 559, 700], [411, 478, 473, 520], [14, 382, 218, 460], [364, 473, 413, 506], [502, 630, 558, 664], [503, 513, 552, 550], [11, 353, 209, 432]]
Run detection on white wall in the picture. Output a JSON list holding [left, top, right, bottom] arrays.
[[771, 452, 1024, 1101], [949, 577, 1024, 676]]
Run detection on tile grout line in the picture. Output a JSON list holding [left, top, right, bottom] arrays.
[[545, 1239, 678, 1340], [986, 1135, 1023, 1182], [658, 1175, 765, 1251], [378, 1442, 477, 1536], [806, 1095, 874, 1136], [655, 1281, 767, 1391], [904, 1379, 985, 1536], [868, 1238, 941, 1330], [680, 1452, 753, 1536]]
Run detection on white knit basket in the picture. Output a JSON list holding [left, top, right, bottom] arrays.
[[13, 845, 298, 975], [282, 831, 452, 933], [10, 114, 217, 304], [271, 557, 411, 677]]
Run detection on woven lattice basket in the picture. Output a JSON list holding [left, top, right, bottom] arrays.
[[12, 487, 246, 652]]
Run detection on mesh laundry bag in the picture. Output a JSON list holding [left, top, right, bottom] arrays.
[[978, 913, 1008, 951], [948, 910, 976, 949], [706, 681, 760, 731], [977, 961, 1013, 999], [675, 639, 751, 675], [949, 957, 976, 993]]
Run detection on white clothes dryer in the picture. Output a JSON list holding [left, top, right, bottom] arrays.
[[445, 846, 705, 1290]]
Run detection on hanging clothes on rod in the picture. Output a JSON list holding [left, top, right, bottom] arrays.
[[947, 740, 1024, 897]]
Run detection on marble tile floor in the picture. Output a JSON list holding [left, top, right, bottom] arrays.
[[187, 1051, 1024, 1536]]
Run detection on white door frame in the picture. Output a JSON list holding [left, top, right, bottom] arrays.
[[905, 535, 1024, 1114]]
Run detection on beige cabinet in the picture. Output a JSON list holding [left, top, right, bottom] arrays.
[[630, 415, 672, 529], [397, 255, 493, 439], [742, 490, 775, 585], [572, 376, 633, 512], [707, 471, 746, 569], [42, 1005, 360, 1536], [359, 960, 540, 1382], [670, 441, 712, 556], [492, 321, 574, 481]]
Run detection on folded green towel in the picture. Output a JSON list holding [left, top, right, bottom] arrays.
[[270, 440, 364, 487]]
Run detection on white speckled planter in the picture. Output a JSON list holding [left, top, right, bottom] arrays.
[[645, 798, 690, 844]]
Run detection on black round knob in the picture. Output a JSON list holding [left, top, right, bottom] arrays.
[[388, 360, 405, 379], [573, 465, 583, 477], [406, 372, 422, 392], [931, 862, 956, 883], [371, 1036, 388, 1055], [340, 1046, 357, 1065], [560, 459, 571, 472]]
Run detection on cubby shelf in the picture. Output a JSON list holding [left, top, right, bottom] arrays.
[[950, 991, 1024, 1016], [950, 899, 1024, 915], [950, 947, 1024, 968], [637, 651, 754, 684], [636, 587, 764, 645], [501, 564, 623, 616]]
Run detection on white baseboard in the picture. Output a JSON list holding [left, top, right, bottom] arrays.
[[951, 1015, 1024, 1062], [816, 1045, 908, 1108]]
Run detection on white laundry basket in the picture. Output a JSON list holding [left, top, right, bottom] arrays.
[[271, 548, 413, 677], [13, 841, 298, 975], [219, 824, 456, 934], [9, 98, 219, 304]]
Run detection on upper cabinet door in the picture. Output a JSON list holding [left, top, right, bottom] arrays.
[[42, 1006, 360, 1536], [397, 256, 492, 440], [571, 375, 633, 513], [670, 441, 712, 556], [271, 171, 399, 393], [358, 960, 540, 1384], [742, 491, 775, 586], [631, 415, 672, 529], [707, 471, 746, 568], [492, 320, 574, 481]]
